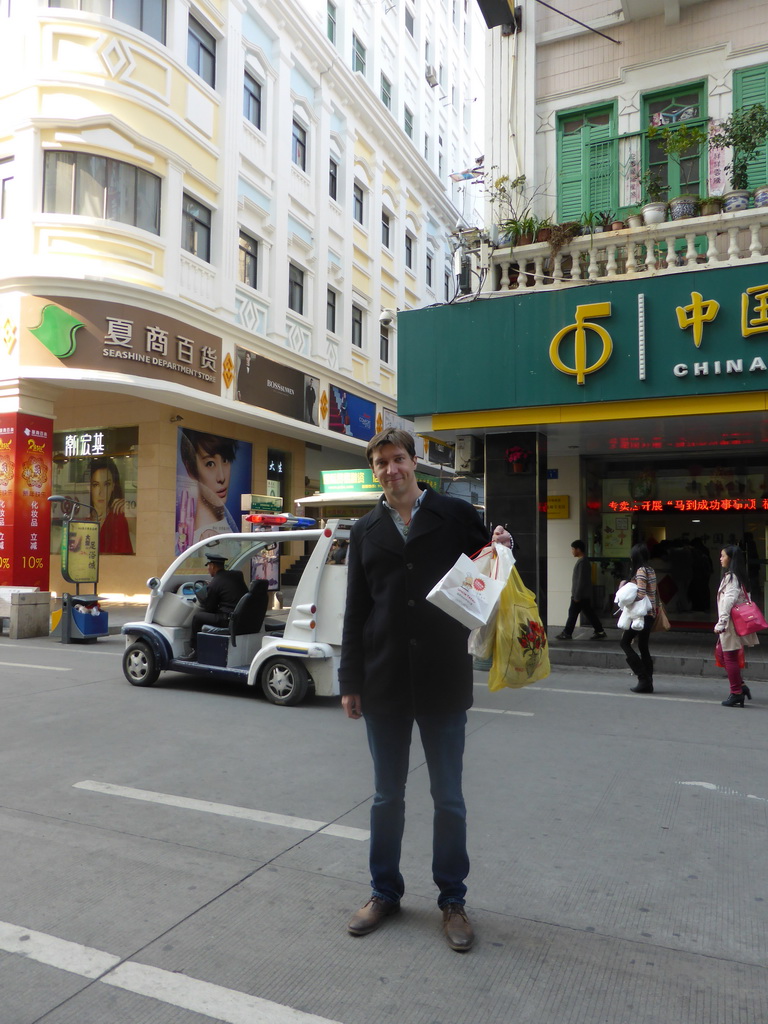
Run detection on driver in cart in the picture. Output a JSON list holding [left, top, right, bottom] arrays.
[[184, 554, 248, 658]]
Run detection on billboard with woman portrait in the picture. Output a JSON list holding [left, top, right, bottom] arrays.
[[175, 428, 252, 555]]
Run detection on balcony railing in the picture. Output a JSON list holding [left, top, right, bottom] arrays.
[[475, 206, 768, 295]]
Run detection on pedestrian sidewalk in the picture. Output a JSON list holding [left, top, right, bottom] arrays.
[[547, 626, 768, 681]]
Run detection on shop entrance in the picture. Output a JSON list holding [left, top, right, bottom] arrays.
[[637, 513, 766, 629], [585, 454, 768, 632]]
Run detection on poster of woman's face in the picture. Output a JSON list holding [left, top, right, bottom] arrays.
[[175, 428, 252, 555], [51, 432, 137, 556]]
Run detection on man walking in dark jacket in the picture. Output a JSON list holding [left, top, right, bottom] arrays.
[[339, 428, 509, 952], [556, 539, 607, 641]]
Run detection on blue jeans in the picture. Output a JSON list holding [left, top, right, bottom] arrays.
[[364, 711, 468, 908]]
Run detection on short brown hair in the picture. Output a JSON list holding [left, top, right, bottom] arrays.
[[366, 428, 416, 466]]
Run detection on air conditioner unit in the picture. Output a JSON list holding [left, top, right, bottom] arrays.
[[456, 434, 481, 473], [425, 65, 439, 87]]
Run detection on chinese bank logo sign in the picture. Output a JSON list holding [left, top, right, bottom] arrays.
[[546, 272, 768, 398], [24, 296, 222, 396]]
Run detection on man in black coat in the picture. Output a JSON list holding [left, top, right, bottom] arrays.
[[187, 555, 248, 655], [340, 428, 509, 952]]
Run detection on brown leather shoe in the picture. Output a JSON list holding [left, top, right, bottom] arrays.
[[442, 903, 474, 951], [347, 896, 400, 936]]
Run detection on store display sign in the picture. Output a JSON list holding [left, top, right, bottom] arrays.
[[607, 497, 768, 512], [321, 469, 383, 494], [22, 296, 221, 396], [235, 348, 319, 425], [61, 520, 99, 585], [52, 427, 137, 556], [0, 413, 52, 588], [240, 494, 284, 513], [328, 386, 375, 441], [399, 263, 768, 416], [175, 428, 253, 556]]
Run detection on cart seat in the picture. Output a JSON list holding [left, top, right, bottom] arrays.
[[200, 579, 269, 647]]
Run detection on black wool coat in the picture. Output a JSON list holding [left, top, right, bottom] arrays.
[[339, 485, 489, 715]]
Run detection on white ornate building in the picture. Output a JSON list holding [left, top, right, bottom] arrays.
[[0, 0, 485, 595]]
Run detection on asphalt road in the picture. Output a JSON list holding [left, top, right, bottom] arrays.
[[0, 631, 766, 1023]]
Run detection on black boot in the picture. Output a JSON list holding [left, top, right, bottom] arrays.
[[721, 692, 745, 707], [630, 674, 654, 694]]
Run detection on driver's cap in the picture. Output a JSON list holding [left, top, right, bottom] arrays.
[[205, 554, 227, 566]]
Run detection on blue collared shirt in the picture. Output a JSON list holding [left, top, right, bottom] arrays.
[[383, 488, 426, 539]]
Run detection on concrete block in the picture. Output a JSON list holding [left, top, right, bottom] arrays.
[[9, 590, 51, 639]]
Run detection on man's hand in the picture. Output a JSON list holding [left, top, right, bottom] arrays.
[[342, 694, 362, 719], [492, 525, 512, 548]]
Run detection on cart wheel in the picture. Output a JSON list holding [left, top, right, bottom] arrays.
[[123, 640, 160, 687], [260, 657, 309, 706]]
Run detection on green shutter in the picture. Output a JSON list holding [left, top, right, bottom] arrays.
[[734, 64, 768, 189], [558, 127, 585, 221], [557, 105, 615, 222]]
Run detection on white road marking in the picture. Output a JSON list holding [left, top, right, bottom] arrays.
[[0, 661, 71, 672], [537, 686, 720, 704], [74, 780, 369, 841], [470, 707, 534, 717], [0, 920, 344, 1024], [679, 781, 768, 804]]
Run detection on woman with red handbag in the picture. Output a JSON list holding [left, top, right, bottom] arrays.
[[714, 545, 758, 707]]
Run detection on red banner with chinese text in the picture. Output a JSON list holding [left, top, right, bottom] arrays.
[[0, 413, 53, 588]]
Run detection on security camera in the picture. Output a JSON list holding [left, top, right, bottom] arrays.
[[379, 308, 395, 327]]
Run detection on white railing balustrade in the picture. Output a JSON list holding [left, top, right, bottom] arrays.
[[475, 207, 768, 294]]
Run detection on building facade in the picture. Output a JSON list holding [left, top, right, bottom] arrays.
[[0, 0, 485, 596], [402, 0, 768, 630]]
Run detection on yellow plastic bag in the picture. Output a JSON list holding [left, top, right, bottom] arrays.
[[488, 565, 550, 691]]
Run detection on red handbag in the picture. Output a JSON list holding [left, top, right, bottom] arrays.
[[715, 641, 745, 669], [731, 591, 768, 636]]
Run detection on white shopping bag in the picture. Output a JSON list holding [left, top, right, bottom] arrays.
[[426, 552, 507, 630]]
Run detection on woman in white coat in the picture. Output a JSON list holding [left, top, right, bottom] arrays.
[[715, 545, 758, 707]]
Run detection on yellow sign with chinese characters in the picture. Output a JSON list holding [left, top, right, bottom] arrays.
[[546, 495, 570, 520]]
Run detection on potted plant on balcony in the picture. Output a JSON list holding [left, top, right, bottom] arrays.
[[625, 207, 644, 229], [639, 169, 668, 225], [648, 121, 707, 220], [709, 103, 768, 211], [700, 195, 724, 216]]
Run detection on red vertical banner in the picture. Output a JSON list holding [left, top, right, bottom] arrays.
[[0, 413, 53, 588]]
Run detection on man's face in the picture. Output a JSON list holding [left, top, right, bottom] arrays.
[[571, 547, 580, 558], [207, 561, 221, 577], [370, 443, 418, 502]]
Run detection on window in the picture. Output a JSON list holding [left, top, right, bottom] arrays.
[[445, 271, 451, 302], [645, 85, 706, 201], [43, 151, 161, 234], [353, 182, 364, 223], [351, 304, 363, 348], [380, 325, 390, 363], [292, 120, 307, 171], [326, 288, 337, 333], [557, 103, 615, 222], [48, 0, 166, 43], [426, 252, 433, 288], [404, 106, 414, 139], [327, 0, 336, 44], [424, 133, 430, 160], [243, 72, 262, 130], [381, 74, 392, 110], [405, 6, 414, 36], [352, 34, 366, 74], [329, 158, 338, 200], [288, 263, 305, 315], [238, 230, 258, 289], [182, 193, 211, 261], [0, 158, 13, 220], [405, 231, 414, 270], [188, 15, 215, 88], [381, 210, 391, 248]]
